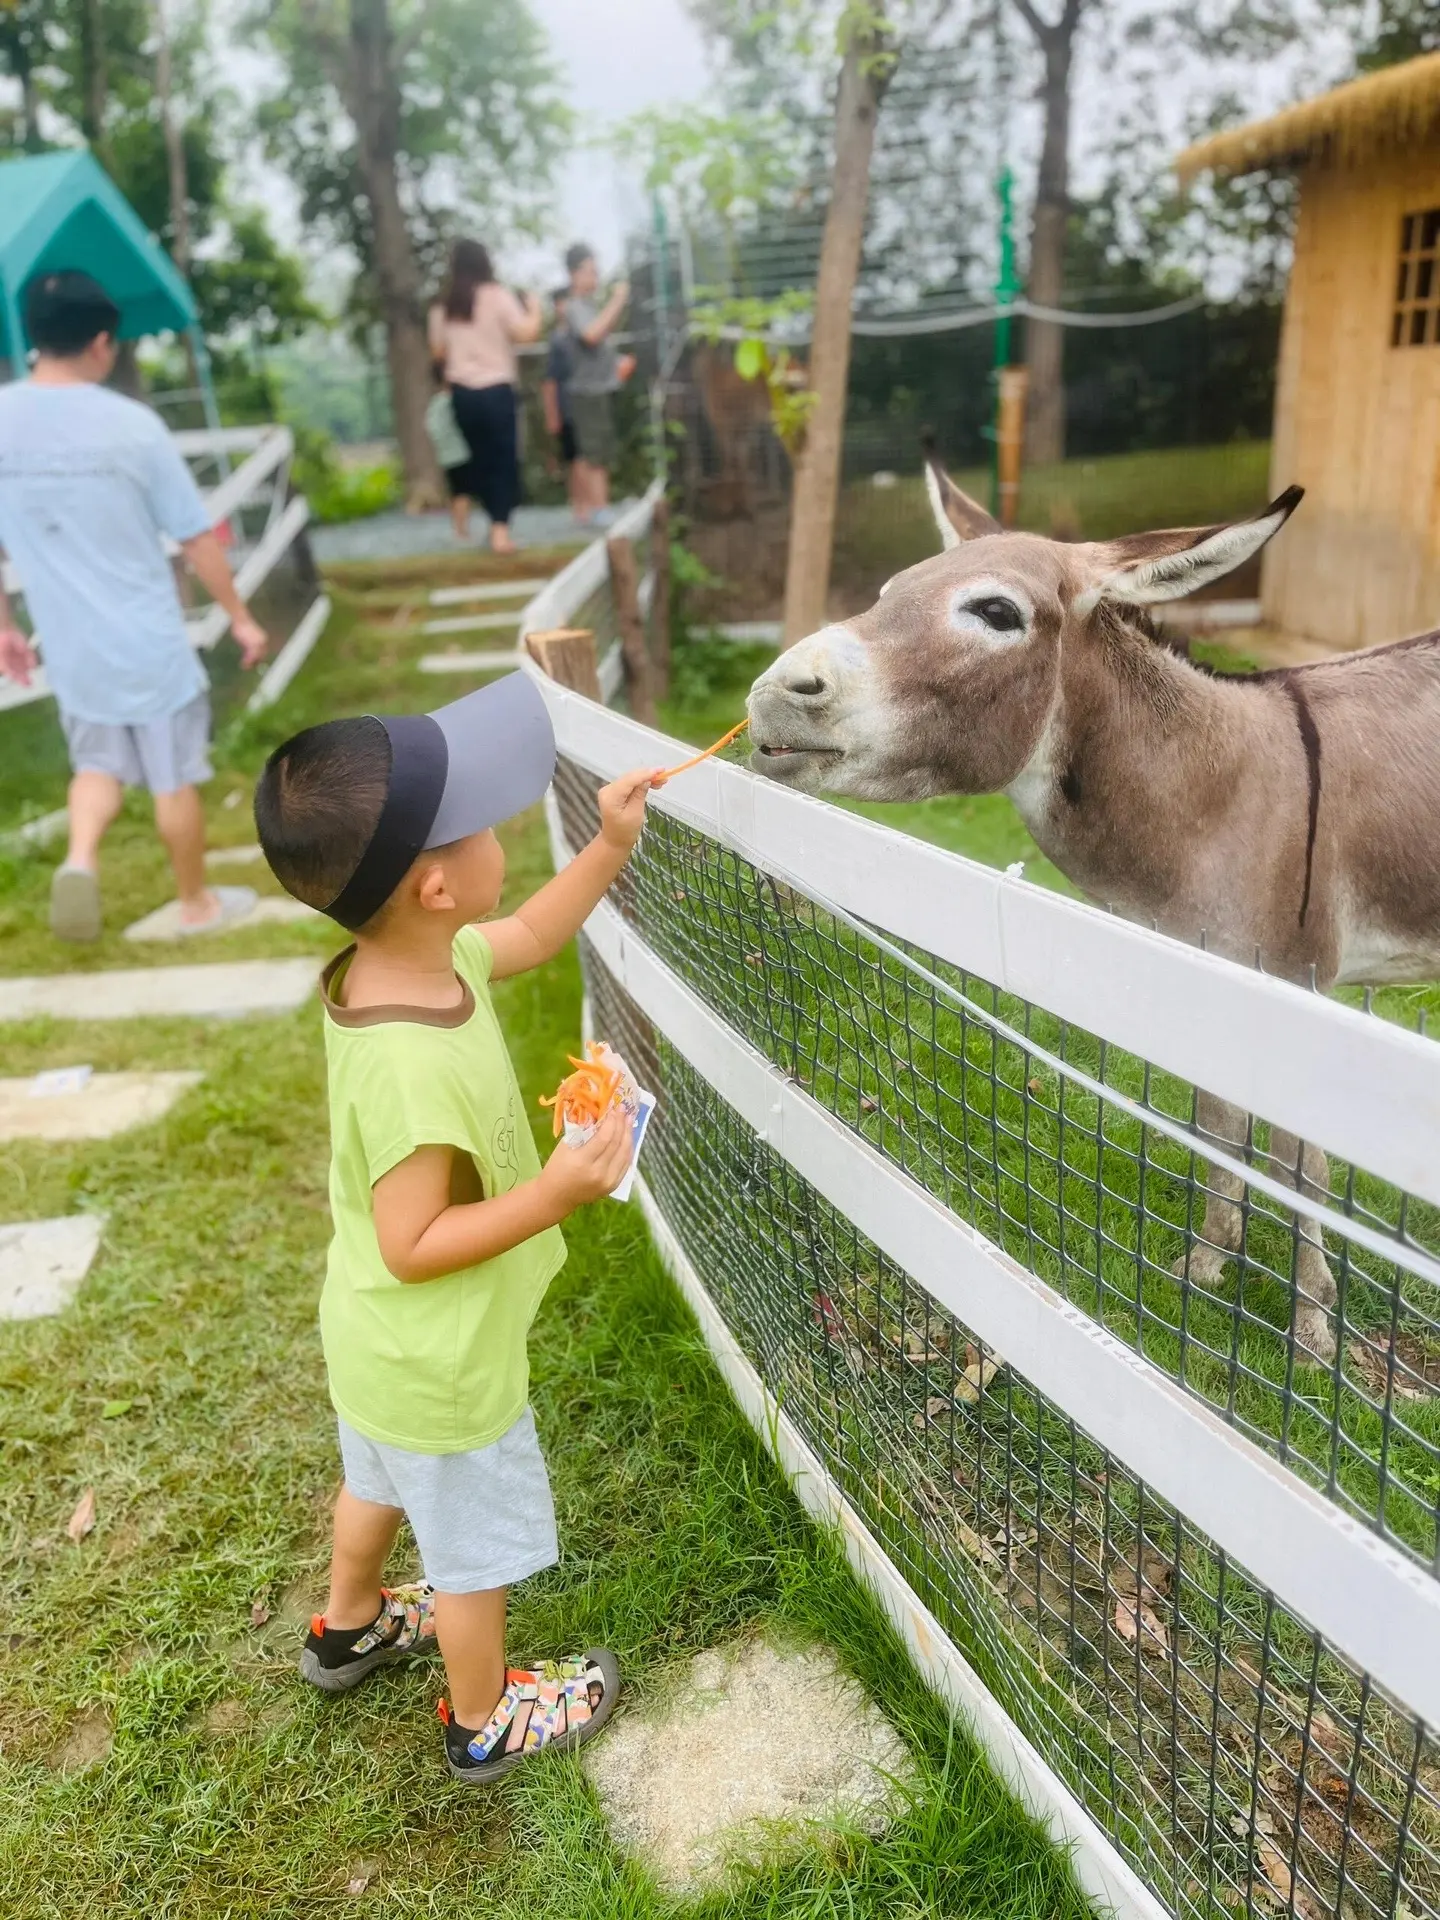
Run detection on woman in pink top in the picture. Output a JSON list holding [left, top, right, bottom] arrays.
[[428, 240, 541, 553]]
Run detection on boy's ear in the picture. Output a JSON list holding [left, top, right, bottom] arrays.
[[415, 860, 455, 914]]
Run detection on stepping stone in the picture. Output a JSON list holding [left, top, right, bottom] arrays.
[[421, 609, 521, 636], [418, 650, 521, 675], [0, 958, 317, 1023], [584, 1639, 915, 1894], [0, 1215, 105, 1320], [205, 844, 266, 868], [123, 895, 317, 943], [429, 577, 549, 605], [0, 1070, 202, 1141]]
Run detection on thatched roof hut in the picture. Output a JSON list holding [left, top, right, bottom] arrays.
[[1178, 55, 1440, 651]]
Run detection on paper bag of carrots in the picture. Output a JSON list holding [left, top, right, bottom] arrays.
[[538, 1041, 655, 1202]]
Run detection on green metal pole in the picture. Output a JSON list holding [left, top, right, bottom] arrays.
[[990, 166, 1018, 517]]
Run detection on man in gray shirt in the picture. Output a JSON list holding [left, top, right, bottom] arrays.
[[563, 244, 629, 526]]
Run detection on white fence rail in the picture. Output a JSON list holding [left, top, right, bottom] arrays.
[[520, 492, 1440, 1920], [0, 423, 322, 716]]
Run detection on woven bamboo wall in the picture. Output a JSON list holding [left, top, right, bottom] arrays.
[[1263, 140, 1440, 649]]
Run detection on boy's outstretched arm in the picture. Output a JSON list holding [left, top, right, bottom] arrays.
[[374, 1111, 633, 1283], [485, 767, 661, 979]]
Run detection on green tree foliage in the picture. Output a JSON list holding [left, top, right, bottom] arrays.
[[251, 0, 569, 332], [0, 0, 314, 368]]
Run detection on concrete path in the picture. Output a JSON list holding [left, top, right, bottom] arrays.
[[311, 502, 607, 566], [0, 958, 317, 1023], [0, 1071, 202, 1142], [0, 1216, 105, 1320], [123, 896, 317, 943]]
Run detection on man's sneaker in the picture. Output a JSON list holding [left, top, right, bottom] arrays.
[[50, 864, 101, 942], [299, 1583, 438, 1693]]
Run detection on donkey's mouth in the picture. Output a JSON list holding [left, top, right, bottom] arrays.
[[756, 743, 840, 759]]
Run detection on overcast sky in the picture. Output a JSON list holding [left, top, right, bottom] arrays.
[[526, 0, 710, 272]]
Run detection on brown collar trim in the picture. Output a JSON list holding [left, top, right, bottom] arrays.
[[320, 946, 476, 1030]]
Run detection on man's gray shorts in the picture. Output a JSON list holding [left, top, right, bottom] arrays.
[[60, 689, 213, 795], [337, 1404, 559, 1594], [570, 389, 617, 468]]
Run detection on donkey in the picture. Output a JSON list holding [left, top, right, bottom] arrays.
[[746, 461, 1440, 1362]]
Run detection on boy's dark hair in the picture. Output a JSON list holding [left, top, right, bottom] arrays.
[[564, 242, 594, 276], [254, 718, 392, 915], [24, 269, 121, 357]]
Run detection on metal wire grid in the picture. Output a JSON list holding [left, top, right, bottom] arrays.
[[553, 758, 1440, 1580], [582, 937, 1440, 1920]]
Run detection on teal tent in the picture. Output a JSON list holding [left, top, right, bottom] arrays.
[[0, 149, 198, 366]]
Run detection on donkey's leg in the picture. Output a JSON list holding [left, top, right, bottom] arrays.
[[1265, 1129, 1337, 1366], [1172, 1092, 1249, 1290]]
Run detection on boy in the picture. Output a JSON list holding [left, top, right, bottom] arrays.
[[540, 286, 579, 518], [0, 269, 268, 941], [254, 672, 660, 1782]]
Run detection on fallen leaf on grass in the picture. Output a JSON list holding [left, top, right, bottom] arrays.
[[345, 1860, 378, 1896], [250, 1601, 271, 1628], [100, 1399, 132, 1420], [913, 1395, 953, 1431], [66, 1489, 96, 1542], [1114, 1596, 1170, 1657], [1107, 1547, 1173, 1604], [955, 1343, 1003, 1405], [1255, 1834, 1327, 1920]]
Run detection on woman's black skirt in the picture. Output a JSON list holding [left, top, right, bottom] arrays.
[[448, 381, 521, 524]]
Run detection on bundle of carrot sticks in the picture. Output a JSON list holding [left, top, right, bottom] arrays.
[[538, 1041, 635, 1139]]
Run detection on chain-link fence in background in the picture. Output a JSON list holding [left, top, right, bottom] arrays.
[[521, 499, 1440, 1920]]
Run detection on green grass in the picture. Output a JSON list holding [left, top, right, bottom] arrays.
[[0, 584, 1092, 1916]]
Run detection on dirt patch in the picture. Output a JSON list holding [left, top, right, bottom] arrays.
[[48, 1706, 113, 1773], [203, 1699, 249, 1739], [585, 1638, 915, 1894]]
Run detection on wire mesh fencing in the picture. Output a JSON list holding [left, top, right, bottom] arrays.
[[545, 732, 1440, 1920]]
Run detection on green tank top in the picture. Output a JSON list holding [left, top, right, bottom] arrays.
[[319, 925, 566, 1453]]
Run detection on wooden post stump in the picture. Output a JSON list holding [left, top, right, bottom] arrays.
[[525, 627, 600, 701], [606, 536, 657, 724]]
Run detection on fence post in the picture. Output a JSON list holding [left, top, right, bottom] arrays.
[[996, 367, 1029, 530], [606, 536, 657, 724], [649, 496, 672, 701], [525, 627, 601, 702]]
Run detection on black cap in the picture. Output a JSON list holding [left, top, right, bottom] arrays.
[[23, 269, 121, 356], [322, 672, 556, 931]]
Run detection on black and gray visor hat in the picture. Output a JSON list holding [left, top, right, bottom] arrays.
[[323, 672, 555, 931]]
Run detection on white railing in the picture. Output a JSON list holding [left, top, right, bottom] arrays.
[[0, 423, 325, 716], [518, 494, 1440, 1920]]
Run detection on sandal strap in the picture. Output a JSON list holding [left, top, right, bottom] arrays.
[[466, 1656, 606, 1762], [380, 1582, 436, 1653]]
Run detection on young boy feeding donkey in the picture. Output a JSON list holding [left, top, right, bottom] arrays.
[[254, 672, 661, 1783]]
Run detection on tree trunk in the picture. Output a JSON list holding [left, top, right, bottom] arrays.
[[345, 0, 444, 512], [1012, 0, 1082, 467], [781, 33, 887, 645], [77, 0, 110, 164], [154, 0, 191, 279]]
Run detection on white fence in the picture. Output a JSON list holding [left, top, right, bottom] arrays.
[[0, 423, 328, 718], [520, 493, 1440, 1920]]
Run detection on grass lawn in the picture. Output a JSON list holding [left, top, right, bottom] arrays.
[[0, 583, 1092, 1916]]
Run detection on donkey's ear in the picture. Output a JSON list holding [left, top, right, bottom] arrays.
[[923, 444, 1000, 549], [1082, 487, 1303, 609]]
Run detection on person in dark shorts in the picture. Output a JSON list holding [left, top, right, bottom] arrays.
[[563, 244, 630, 527], [541, 288, 579, 516], [428, 240, 542, 555], [0, 270, 268, 942]]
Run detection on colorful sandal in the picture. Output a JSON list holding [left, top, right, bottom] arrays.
[[299, 1582, 438, 1693], [439, 1648, 620, 1784]]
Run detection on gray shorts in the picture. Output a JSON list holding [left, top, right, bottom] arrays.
[[337, 1405, 559, 1594], [60, 690, 212, 795], [570, 389, 616, 468]]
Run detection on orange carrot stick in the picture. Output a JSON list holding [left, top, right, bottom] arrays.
[[653, 717, 749, 785]]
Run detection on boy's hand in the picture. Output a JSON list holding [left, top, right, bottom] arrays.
[[598, 768, 663, 852], [539, 1108, 633, 1212]]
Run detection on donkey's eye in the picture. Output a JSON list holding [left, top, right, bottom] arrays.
[[967, 595, 1025, 632]]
